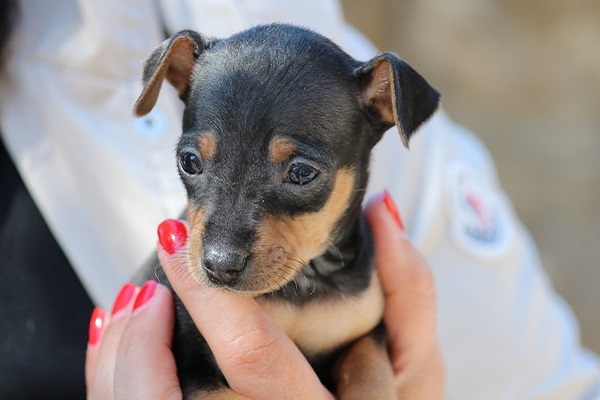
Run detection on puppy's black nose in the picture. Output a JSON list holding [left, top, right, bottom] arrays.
[[202, 249, 249, 285]]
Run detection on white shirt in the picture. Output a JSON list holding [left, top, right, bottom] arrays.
[[1, 0, 598, 398]]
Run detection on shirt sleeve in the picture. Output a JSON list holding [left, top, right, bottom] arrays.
[[369, 110, 600, 399]]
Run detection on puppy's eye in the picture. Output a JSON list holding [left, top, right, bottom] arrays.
[[179, 152, 203, 175], [287, 163, 319, 185]]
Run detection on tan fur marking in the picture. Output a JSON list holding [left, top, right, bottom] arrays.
[[184, 169, 356, 295], [248, 169, 355, 293], [334, 335, 396, 400], [257, 273, 384, 356], [261, 169, 355, 262], [268, 137, 296, 164], [186, 204, 206, 284], [188, 388, 248, 400], [197, 132, 217, 160]]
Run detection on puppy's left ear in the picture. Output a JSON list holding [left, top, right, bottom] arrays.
[[355, 53, 440, 148]]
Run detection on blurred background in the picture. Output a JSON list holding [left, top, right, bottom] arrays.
[[341, 0, 600, 352]]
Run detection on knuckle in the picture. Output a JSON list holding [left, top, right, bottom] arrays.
[[223, 325, 282, 375], [404, 250, 435, 295], [414, 263, 435, 295]]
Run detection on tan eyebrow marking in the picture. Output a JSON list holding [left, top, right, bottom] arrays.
[[197, 132, 217, 160], [269, 137, 296, 164]]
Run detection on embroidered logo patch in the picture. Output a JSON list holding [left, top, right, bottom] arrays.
[[447, 162, 511, 259], [462, 188, 499, 243]]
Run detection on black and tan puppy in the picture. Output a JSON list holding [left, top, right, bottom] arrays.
[[134, 24, 439, 399]]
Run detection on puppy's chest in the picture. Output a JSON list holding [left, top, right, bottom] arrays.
[[256, 275, 384, 356]]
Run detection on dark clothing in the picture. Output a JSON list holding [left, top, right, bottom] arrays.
[[0, 138, 93, 399]]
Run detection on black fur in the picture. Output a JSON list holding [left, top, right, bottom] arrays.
[[136, 24, 439, 397]]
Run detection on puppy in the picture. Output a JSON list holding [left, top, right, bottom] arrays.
[[134, 24, 439, 399]]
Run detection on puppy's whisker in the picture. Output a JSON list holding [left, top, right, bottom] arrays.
[[288, 255, 307, 269], [153, 262, 162, 282], [291, 275, 299, 293], [327, 239, 345, 269]]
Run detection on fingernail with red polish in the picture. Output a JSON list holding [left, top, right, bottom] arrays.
[[111, 283, 136, 316], [133, 281, 158, 311], [88, 307, 108, 346], [158, 219, 188, 255], [383, 190, 404, 230]]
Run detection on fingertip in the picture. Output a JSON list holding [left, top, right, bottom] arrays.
[[112, 283, 179, 400], [382, 189, 404, 230], [111, 283, 138, 317], [133, 280, 158, 312], [365, 192, 411, 263], [365, 191, 406, 236], [130, 281, 176, 317], [363, 191, 387, 220], [364, 192, 433, 306], [156, 238, 199, 298], [157, 219, 188, 255], [85, 308, 109, 389], [88, 306, 109, 347], [86, 306, 108, 390]]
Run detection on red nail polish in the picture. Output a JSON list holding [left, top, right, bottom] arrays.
[[383, 190, 404, 230], [88, 307, 107, 346], [158, 219, 187, 254], [111, 283, 136, 316], [133, 281, 158, 311]]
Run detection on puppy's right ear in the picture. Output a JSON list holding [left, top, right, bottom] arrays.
[[133, 30, 211, 117]]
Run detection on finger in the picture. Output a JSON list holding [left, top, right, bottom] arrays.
[[364, 193, 438, 354], [85, 307, 109, 389], [156, 219, 333, 400], [113, 282, 181, 400], [88, 284, 139, 399], [364, 192, 444, 398]]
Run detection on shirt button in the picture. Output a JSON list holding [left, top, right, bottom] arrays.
[[134, 108, 168, 138]]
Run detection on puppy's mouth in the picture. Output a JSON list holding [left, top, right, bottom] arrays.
[[185, 208, 309, 296], [191, 246, 307, 296]]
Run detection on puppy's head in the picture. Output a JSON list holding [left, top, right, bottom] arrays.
[[135, 24, 439, 295]]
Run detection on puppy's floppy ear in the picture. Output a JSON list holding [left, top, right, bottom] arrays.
[[133, 30, 211, 117], [355, 52, 440, 148]]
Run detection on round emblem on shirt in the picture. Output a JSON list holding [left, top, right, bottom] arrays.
[[447, 162, 512, 260], [133, 108, 168, 138]]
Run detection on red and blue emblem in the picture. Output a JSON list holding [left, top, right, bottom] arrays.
[[447, 162, 511, 259]]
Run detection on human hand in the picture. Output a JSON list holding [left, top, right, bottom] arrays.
[[153, 197, 445, 400], [85, 280, 181, 400], [85, 220, 334, 400], [364, 191, 445, 399], [85, 191, 444, 399]]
